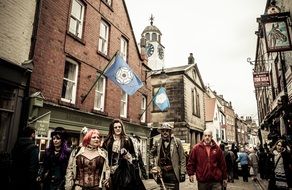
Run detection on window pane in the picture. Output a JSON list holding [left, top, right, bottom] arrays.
[[69, 18, 77, 34], [69, 0, 84, 38], [62, 80, 74, 100], [140, 96, 146, 122], [99, 21, 108, 54], [71, 0, 82, 18], [152, 33, 157, 41], [120, 92, 127, 117], [94, 76, 105, 111], [64, 63, 76, 81], [62, 61, 78, 103], [120, 37, 128, 61]]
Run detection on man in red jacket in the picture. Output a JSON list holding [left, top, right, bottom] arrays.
[[187, 129, 227, 190]]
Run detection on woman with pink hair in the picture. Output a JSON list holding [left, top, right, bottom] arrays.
[[65, 129, 110, 190]]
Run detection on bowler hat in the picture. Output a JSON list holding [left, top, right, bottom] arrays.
[[158, 123, 173, 132]]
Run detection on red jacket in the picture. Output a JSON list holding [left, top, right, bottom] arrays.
[[187, 140, 227, 182]]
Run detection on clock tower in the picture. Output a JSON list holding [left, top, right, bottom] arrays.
[[140, 15, 165, 71]]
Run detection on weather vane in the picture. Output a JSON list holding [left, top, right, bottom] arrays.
[[150, 14, 154, 25]]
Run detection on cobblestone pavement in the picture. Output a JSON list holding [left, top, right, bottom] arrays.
[[143, 175, 268, 190]]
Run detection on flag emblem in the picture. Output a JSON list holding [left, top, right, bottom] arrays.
[[104, 54, 143, 95], [116, 67, 133, 85], [155, 92, 167, 104], [153, 87, 170, 111]]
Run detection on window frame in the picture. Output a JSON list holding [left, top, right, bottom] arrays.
[[120, 37, 128, 61], [61, 58, 79, 104], [102, 0, 112, 7], [120, 91, 128, 118], [98, 20, 109, 55], [68, 0, 85, 39], [140, 95, 147, 123], [94, 74, 106, 112]]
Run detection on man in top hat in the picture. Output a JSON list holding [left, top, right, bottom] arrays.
[[150, 123, 186, 190]]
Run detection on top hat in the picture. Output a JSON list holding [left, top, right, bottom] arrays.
[[158, 123, 173, 132]]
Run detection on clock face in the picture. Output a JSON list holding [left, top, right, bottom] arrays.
[[158, 45, 164, 59], [146, 43, 154, 57]]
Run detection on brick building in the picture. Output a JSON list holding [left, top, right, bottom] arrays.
[[29, 0, 152, 160]]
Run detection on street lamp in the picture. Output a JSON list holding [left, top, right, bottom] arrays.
[[144, 67, 168, 83]]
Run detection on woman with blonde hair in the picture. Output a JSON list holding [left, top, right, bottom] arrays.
[[65, 129, 110, 190]]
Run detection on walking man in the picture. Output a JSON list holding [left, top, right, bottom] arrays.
[[187, 129, 227, 190], [150, 123, 186, 190], [11, 126, 40, 190]]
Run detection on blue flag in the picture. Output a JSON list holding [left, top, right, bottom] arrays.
[[153, 87, 170, 111], [104, 54, 143, 95]]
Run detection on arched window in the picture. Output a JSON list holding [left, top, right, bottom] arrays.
[[152, 33, 157, 41]]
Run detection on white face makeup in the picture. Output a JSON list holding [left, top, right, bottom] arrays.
[[113, 123, 122, 136], [89, 132, 100, 148]]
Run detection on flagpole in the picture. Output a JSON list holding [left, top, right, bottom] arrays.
[[81, 51, 119, 103], [139, 86, 161, 120]]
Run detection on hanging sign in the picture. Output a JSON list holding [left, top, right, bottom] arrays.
[[253, 72, 270, 88], [261, 12, 292, 52]]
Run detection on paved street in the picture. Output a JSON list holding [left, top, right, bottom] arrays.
[[143, 176, 266, 190]]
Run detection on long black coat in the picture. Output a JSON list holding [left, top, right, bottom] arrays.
[[11, 137, 40, 190], [41, 148, 71, 190], [102, 136, 146, 190]]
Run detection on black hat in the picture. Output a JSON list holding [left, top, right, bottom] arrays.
[[51, 127, 67, 140]]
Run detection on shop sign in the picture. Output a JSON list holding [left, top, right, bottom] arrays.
[[253, 72, 270, 87], [30, 112, 51, 136], [260, 12, 292, 52]]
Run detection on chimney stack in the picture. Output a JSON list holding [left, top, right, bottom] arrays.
[[188, 53, 194, 65]]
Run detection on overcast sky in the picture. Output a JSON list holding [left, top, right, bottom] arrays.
[[124, 0, 267, 121]]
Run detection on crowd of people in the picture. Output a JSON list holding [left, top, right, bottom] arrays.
[[10, 121, 292, 190], [11, 118, 147, 190]]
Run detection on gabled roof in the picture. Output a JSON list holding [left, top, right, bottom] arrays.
[[160, 64, 206, 91]]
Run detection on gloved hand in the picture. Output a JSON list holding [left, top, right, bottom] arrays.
[[180, 174, 185, 182]]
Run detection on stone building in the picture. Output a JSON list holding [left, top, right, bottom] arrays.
[[149, 53, 206, 150]]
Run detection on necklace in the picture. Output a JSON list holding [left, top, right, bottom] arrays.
[[86, 145, 97, 151]]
